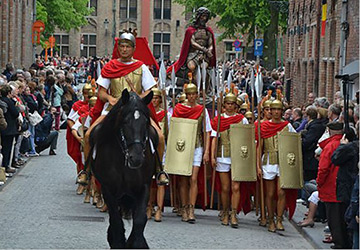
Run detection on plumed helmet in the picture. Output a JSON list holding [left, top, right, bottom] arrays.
[[83, 83, 92, 92], [270, 99, 283, 109], [179, 93, 186, 103], [236, 98, 243, 107], [185, 83, 198, 94], [224, 92, 237, 103], [89, 96, 97, 106], [118, 32, 136, 47], [240, 102, 248, 110], [245, 111, 253, 119], [152, 87, 162, 97], [262, 99, 272, 109]]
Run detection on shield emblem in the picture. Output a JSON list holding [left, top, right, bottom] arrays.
[[229, 123, 257, 182], [164, 117, 198, 176], [278, 131, 304, 189]]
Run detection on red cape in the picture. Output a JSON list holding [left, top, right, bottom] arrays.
[[210, 114, 244, 133], [255, 120, 289, 140], [111, 37, 159, 70], [172, 103, 203, 119], [89, 97, 105, 123], [167, 26, 217, 74], [155, 109, 165, 123], [101, 59, 144, 79]]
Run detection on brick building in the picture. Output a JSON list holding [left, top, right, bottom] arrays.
[[0, 0, 35, 69], [285, 0, 359, 105], [51, 0, 255, 62]]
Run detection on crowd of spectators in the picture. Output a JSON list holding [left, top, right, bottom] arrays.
[[0, 54, 102, 185]]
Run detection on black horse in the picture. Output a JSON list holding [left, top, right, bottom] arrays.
[[89, 89, 158, 248]]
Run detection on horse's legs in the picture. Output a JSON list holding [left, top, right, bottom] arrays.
[[103, 188, 126, 249], [126, 186, 150, 249]]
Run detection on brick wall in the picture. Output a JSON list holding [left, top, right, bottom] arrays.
[[0, 0, 34, 70], [285, 0, 359, 105]]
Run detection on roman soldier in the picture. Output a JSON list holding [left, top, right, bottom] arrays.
[[255, 94, 297, 232], [210, 92, 249, 228], [245, 111, 254, 124], [172, 81, 211, 223], [66, 83, 92, 195], [83, 31, 168, 185]]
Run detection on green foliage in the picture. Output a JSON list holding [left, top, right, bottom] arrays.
[[175, 0, 288, 44], [36, 0, 92, 35]]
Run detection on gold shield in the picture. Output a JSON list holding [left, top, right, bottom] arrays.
[[278, 131, 304, 189], [164, 117, 198, 176], [229, 123, 257, 182]]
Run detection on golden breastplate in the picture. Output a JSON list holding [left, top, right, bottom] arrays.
[[262, 125, 289, 165], [106, 67, 143, 111], [217, 130, 230, 158]]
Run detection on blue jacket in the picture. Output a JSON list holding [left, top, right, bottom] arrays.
[[35, 113, 53, 144]]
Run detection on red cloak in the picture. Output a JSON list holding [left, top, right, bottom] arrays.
[[155, 110, 166, 123], [172, 103, 204, 119], [166, 26, 217, 74], [101, 59, 144, 79], [210, 114, 244, 133]]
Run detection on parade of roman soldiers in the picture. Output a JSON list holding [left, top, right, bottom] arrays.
[[0, 5, 358, 249]]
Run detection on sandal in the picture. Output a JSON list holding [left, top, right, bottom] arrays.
[[322, 236, 333, 244]]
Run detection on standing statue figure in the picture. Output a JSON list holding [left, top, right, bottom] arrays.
[[167, 7, 216, 77]]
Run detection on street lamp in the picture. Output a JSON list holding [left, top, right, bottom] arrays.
[[104, 18, 109, 36]]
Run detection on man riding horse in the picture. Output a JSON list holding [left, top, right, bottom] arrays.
[[84, 31, 168, 185]]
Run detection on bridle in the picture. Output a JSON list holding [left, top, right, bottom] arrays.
[[116, 110, 149, 169]]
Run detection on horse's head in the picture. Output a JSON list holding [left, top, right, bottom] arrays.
[[115, 89, 153, 169]]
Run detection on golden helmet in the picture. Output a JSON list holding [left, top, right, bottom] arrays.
[[262, 99, 272, 109], [152, 87, 162, 97], [236, 97, 243, 107], [179, 92, 186, 103], [184, 83, 198, 94], [224, 92, 237, 103], [270, 99, 283, 109], [245, 111, 253, 119], [240, 103, 248, 110], [89, 96, 97, 106], [83, 83, 92, 92]]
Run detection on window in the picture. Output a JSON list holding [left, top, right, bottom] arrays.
[[54, 34, 69, 56], [88, 0, 97, 16], [120, 0, 137, 20], [81, 34, 97, 57], [154, 0, 171, 20], [153, 32, 170, 59], [225, 41, 235, 52]]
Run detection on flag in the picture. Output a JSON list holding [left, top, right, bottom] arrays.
[[321, 0, 327, 37], [255, 71, 263, 104]]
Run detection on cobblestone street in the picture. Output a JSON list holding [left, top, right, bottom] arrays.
[[0, 132, 313, 249]]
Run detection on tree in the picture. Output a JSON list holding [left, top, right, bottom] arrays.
[[175, 0, 288, 70], [36, 0, 92, 36]]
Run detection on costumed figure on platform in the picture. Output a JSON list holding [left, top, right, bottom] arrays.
[[210, 91, 249, 228], [66, 83, 92, 195], [167, 7, 216, 85], [255, 91, 298, 232], [166, 78, 211, 223], [83, 30, 168, 185]]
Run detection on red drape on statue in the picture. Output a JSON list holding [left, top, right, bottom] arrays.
[[166, 26, 217, 74]]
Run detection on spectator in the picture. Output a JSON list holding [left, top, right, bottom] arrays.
[[283, 108, 292, 122], [307, 92, 316, 105], [52, 77, 64, 131], [328, 104, 341, 122], [2, 63, 14, 81], [22, 85, 39, 157], [35, 108, 58, 155], [301, 106, 326, 181], [292, 108, 302, 129], [317, 122, 351, 249], [0, 85, 19, 174], [0, 102, 8, 183]]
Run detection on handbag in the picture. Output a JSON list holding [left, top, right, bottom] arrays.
[[28, 110, 43, 126]]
